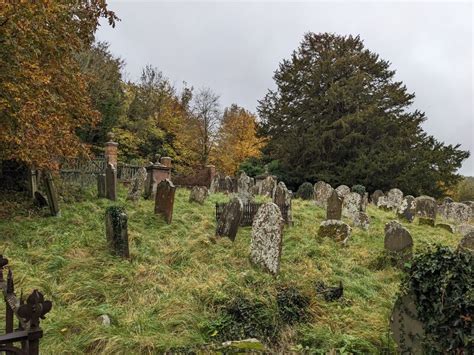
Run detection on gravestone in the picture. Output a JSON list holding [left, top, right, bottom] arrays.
[[353, 211, 370, 230], [126, 167, 147, 201], [397, 195, 416, 222], [415, 196, 437, 226], [105, 207, 129, 258], [189, 186, 208, 204], [342, 192, 362, 218], [384, 221, 413, 264], [250, 202, 284, 275], [361, 192, 369, 212], [34, 191, 48, 208], [387, 188, 404, 209], [314, 181, 334, 208], [224, 176, 234, 194], [237, 171, 253, 202], [458, 224, 474, 237], [260, 176, 277, 198], [458, 231, 474, 252], [27, 169, 38, 198], [209, 174, 220, 194], [326, 190, 343, 220], [318, 220, 351, 244], [105, 163, 117, 201], [216, 197, 243, 241], [44, 171, 60, 216], [442, 202, 470, 224], [371, 190, 384, 205], [97, 174, 106, 198], [154, 179, 176, 224], [273, 181, 292, 224], [335, 185, 350, 199]]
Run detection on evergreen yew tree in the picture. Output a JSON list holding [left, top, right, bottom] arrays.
[[258, 33, 469, 197]]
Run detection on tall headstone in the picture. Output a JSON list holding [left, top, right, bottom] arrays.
[[154, 179, 176, 224], [105, 207, 129, 258], [335, 185, 350, 199], [342, 192, 362, 218], [105, 163, 117, 201], [209, 174, 220, 194], [97, 173, 106, 198], [326, 190, 343, 220], [126, 167, 147, 201], [384, 221, 413, 265], [397, 195, 416, 222], [379, 188, 404, 210], [224, 176, 235, 194], [44, 171, 60, 216], [314, 181, 334, 208], [273, 181, 292, 225], [260, 176, 277, 198], [216, 197, 243, 241], [415, 196, 437, 226], [27, 169, 38, 199], [189, 186, 208, 204], [371, 190, 385, 206], [250, 202, 284, 275], [237, 171, 253, 202]]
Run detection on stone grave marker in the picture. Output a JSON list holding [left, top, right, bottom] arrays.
[[105, 207, 129, 258], [105, 163, 117, 201], [397, 195, 416, 222], [342, 192, 362, 218], [384, 221, 413, 265], [442, 202, 470, 224], [97, 173, 106, 198], [314, 181, 334, 208], [326, 190, 343, 220], [415, 196, 437, 226], [216, 197, 243, 241], [154, 179, 176, 224], [335, 185, 350, 199], [237, 171, 253, 202], [126, 167, 147, 201], [224, 176, 234, 194], [458, 231, 474, 252], [189, 186, 208, 204], [318, 220, 351, 244], [371, 190, 384, 205], [273, 181, 292, 225], [353, 211, 370, 230], [250, 202, 284, 275], [44, 171, 60, 216], [260, 176, 277, 198]]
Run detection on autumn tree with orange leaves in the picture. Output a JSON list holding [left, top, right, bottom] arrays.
[[212, 104, 264, 175], [0, 1, 117, 170]]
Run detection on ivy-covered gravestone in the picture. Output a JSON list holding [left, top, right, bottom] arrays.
[[105, 206, 129, 258]]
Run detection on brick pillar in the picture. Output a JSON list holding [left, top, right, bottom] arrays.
[[104, 132, 118, 166], [144, 162, 172, 199]]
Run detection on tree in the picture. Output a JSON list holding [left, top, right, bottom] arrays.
[[191, 88, 222, 165], [258, 32, 469, 196], [0, 2, 117, 170], [212, 104, 264, 175]]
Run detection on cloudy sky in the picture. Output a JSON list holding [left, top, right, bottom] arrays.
[[97, 0, 473, 175]]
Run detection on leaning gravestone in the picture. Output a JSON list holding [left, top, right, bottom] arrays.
[[216, 197, 243, 241], [260, 176, 277, 198], [97, 173, 106, 198], [154, 179, 176, 224], [318, 220, 351, 244], [353, 211, 370, 230], [415, 196, 437, 226], [126, 167, 147, 201], [371, 190, 384, 205], [326, 190, 343, 220], [105, 163, 117, 201], [189, 186, 208, 204], [314, 181, 334, 208], [44, 171, 60, 216], [397, 195, 416, 222], [105, 206, 129, 258], [237, 171, 253, 202], [273, 181, 292, 225], [384, 221, 413, 265], [342, 192, 362, 218], [250, 202, 284, 275], [335, 185, 350, 199]]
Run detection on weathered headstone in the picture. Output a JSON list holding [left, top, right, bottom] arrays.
[[105, 163, 117, 201], [387, 188, 404, 209], [442, 202, 471, 224], [384, 221, 413, 264], [126, 167, 147, 201], [342, 192, 362, 218], [397, 195, 416, 222], [27, 169, 38, 198], [326, 190, 343, 220], [237, 171, 253, 202], [353, 211, 370, 230], [458, 224, 474, 237], [44, 171, 60, 216], [273, 181, 292, 224], [97, 173, 106, 198], [216, 197, 243, 241], [250, 202, 284, 275], [105, 207, 129, 258], [260, 176, 277, 198], [154, 179, 176, 224], [361, 192, 369, 212], [371, 190, 384, 205], [415, 196, 437, 226], [458, 231, 474, 252], [209, 174, 220, 194], [318, 220, 351, 244], [335, 185, 350, 199], [189, 186, 208, 204], [314, 181, 334, 208], [224, 176, 234, 194]]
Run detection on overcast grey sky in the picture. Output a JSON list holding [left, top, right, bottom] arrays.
[[97, 0, 473, 175]]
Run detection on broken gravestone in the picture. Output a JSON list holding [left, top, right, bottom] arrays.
[[105, 206, 129, 258], [189, 186, 208, 204], [126, 167, 147, 201], [342, 192, 362, 219], [216, 197, 243, 241], [326, 190, 343, 220], [250, 202, 284, 275], [154, 179, 176, 224], [273, 181, 292, 225], [397, 195, 416, 222], [318, 220, 351, 244], [415, 196, 437, 226], [384, 221, 413, 266], [314, 181, 334, 208]]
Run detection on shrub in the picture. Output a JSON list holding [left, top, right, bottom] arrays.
[[276, 286, 310, 324], [351, 184, 366, 196], [296, 182, 313, 200]]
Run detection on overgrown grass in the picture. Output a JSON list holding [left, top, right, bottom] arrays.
[[0, 186, 462, 353]]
